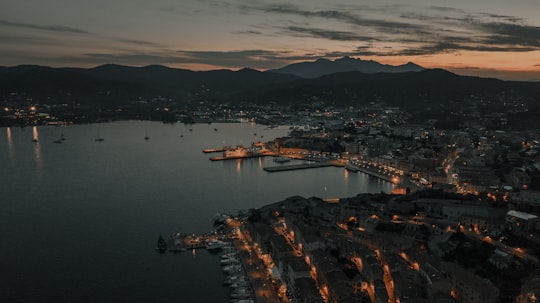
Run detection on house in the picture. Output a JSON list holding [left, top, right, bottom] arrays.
[[441, 262, 499, 303]]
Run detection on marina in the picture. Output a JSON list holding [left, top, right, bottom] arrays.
[[159, 214, 277, 303]]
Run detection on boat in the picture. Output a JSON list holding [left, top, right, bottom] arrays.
[[273, 156, 291, 163], [221, 253, 237, 259], [207, 239, 228, 251], [346, 164, 360, 172], [156, 235, 167, 253], [221, 258, 240, 265], [95, 129, 104, 142], [144, 136, 149, 140], [53, 139, 62, 144], [213, 213, 230, 225]]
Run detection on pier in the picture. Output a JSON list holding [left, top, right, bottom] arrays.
[[210, 154, 274, 161], [353, 165, 399, 184], [263, 161, 338, 172], [165, 233, 228, 252], [208, 145, 278, 161], [202, 147, 235, 153]]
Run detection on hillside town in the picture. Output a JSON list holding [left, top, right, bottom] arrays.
[[225, 188, 540, 303]]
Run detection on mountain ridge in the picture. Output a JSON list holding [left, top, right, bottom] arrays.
[[268, 56, 424, 78], [1, 60, 539, 116]]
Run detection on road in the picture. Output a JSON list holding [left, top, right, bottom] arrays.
[[234, 233, 282, 303]]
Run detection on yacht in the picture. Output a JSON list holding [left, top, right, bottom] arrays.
[[207, 239, 228, 251], [273, 156, 291, 163]]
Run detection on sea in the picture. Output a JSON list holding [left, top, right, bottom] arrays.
[[0, 121, 392, 302]]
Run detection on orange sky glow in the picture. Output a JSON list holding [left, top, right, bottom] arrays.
[[1, 0, 540, 80]]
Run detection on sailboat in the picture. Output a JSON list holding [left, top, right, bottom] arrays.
[[156, 235, 167, 253], [95, 129, 104, 142]]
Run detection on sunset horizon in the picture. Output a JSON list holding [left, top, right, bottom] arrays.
[[2, 0, 540, 81]]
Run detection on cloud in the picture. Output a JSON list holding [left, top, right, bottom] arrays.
[[249, 3, 424, 33], [0, 20, 164, 48], [236, 30, 265, 36], [114, 38, 164, 47], [480, 22, 540, 47], [0, 19, 91, 34], [174, 49, 315, 69], [236, 3, 540, 56], [283, 26, 379, 42]]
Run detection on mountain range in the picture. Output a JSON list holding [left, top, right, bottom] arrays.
[[269, 56, 424, 78], [1, 57, 539, 116]]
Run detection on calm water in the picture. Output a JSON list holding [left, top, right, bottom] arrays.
[[0, 121, 392, 302]]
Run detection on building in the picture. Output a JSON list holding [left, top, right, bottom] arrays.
[[506, 210, 540, 233], [441, 262, 499, 303]]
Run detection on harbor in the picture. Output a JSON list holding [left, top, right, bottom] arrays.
[[158, 215, 272, 303]]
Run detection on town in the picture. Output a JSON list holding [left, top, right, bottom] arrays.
[[3, 96, 540, 303]]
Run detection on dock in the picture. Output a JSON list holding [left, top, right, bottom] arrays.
[[353, 166, 399, 184], [263, 161, 334, 172], [202, 147, 235, 153], [165, 233, 228, 252], [210, 154, 275, 161]]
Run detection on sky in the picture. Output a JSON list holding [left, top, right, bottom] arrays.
[[1, 0, 540, 80]]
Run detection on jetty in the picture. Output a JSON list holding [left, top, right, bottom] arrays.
[[264, 161, 334, 172], [202, 147, 235, 153], [352, 165, 400, 184], [209, 145, 278, 161], [165, 233, 229, 252], [210, 154, 274, 161]]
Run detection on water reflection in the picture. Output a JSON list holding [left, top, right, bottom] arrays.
[[32, 126, 43, 171], [6, 127, 12, 145], [32, 126, 39, 142], [236, 159, 242, 174], [6, 127, 14, 163], [343, 169, 349, 185]]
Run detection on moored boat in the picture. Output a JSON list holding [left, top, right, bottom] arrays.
[[207, 239, 228, 251], [156, 235, 167, 253], [273, 156, 291, 163]]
